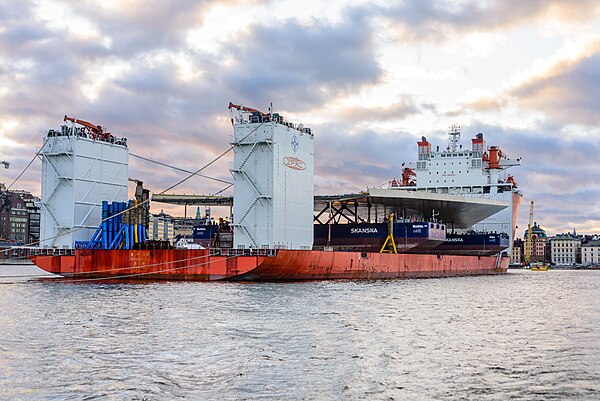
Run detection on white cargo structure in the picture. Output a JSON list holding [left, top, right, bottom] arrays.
[[230, 105, 314, 249], [40, 123, 128, 248]]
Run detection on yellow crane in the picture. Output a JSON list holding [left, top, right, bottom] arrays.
[[525, 201, 534, 265]]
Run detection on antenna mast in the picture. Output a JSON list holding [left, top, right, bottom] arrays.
[[448, 125, 461, 152]]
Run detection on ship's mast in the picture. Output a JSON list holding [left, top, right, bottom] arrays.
[[448, 125, 461, 152]]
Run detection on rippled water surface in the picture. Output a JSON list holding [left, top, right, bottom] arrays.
[[1, 264, 599, 400]]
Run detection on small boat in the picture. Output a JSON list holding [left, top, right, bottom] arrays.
[[530, 262, 549, 271]]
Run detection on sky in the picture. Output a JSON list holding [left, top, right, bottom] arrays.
[[1, 0, 600, 236]]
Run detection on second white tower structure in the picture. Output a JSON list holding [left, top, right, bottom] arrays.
[[230, 104, 314, 249]]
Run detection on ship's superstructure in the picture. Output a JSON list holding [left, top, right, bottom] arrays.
[[412, 127, 520, 194], [390, 126, 522, 252], [229, 103, 314, 250], [40, 117, 128, 248]]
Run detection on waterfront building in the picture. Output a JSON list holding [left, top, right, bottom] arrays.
[[511, 238, 524, 265], [148, 211, 174, 244], [0, 187, 41, 244], [581, 239, 600, 266], [550, 232, 581, 266], [523, 222, 548, 263], [18, 190, 41, 244]]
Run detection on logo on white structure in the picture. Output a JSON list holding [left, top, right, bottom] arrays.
[[283, 157, 306, 170], [291, 135, 299, 152]]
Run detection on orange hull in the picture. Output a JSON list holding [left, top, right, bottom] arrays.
[[30, 249, 508, 281], [235, 250, 508, 280], [30, 249, 263, 280]]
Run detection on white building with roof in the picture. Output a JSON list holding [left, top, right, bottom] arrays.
[[550, 233, 581, 266], [581, 240, 600, 266], [147, 212, 174, 244]]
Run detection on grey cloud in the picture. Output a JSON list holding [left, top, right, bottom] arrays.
[[69, 0, 220, 55], [0, 1, 35, 23], [523, 190, 600, 235], [510, 50, 600, 126], [223, 14, 382, 111], [313, 123, 418, 193], [336, 96, 421, 123]]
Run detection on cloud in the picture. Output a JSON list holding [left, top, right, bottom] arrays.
[[334, 96, 421, 123], [313, 122, 419, 193], [378, 0, 600, 42], [448, 41, 600, 129], [444, 96, 508, 118], [64, 0, 227, 56], [509, 43, 600, 126], [222, 14, 382, 111]]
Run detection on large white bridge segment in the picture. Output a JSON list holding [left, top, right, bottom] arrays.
[[153, 187, 508, 229]]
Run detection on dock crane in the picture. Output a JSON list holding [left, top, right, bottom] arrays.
[[525, 201, 534, 265]]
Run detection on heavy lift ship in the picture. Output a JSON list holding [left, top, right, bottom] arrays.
[[31, 107, 519, 281]]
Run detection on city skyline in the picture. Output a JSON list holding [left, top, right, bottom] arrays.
[[1, 0, 600, 235]]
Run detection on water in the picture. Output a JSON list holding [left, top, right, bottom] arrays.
[[1, 264, 599, 400]]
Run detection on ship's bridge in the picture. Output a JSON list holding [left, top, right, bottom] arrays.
[[153, 187, 509, 229]]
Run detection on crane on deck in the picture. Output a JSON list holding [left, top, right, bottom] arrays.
[[63, 115, 111, 140], [227, 102, 269, 116]]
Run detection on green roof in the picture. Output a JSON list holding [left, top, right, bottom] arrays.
[[523, 223, 546, 238]]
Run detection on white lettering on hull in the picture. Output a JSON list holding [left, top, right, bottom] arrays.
[[350, 228, 379, 234]]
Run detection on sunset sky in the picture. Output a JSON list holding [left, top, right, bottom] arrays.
[[1, 0, 600, 236]]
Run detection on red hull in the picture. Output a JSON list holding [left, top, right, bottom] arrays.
[[237, 250, 508, 281], [30, 249, 508, 281]]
